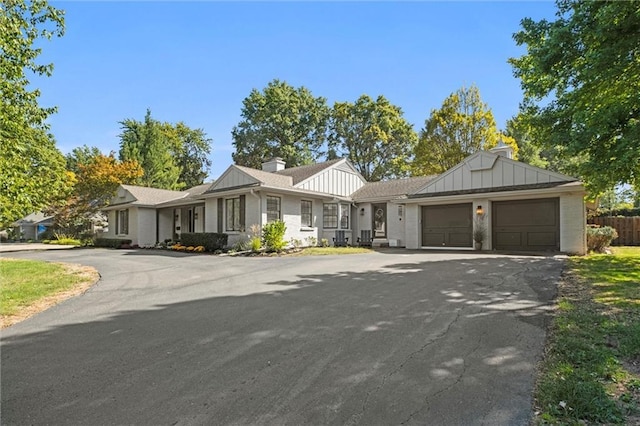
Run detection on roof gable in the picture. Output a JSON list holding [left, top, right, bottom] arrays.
[[206, 165, 293, 193], [292, 159, 367, 196], [413, 151, 578, 195], [113, 185, 186, 206]]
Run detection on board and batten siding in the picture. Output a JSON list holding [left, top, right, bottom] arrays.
[[416, 153, 571, 195], [297, 167, 365, 197], [213, 168, 258, 191]]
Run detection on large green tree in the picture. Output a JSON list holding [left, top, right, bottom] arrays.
[[329, 95, 417, 181], [412, 85, 518, 176], [162, 122, 212, 188], [510, 0, 640, 194], [231, 79, 330, 169], [0, 0, 71, 226], [119, 109, 182, 190]]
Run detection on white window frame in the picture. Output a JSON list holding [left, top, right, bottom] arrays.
[[266, 196, 281, 223], [301, 200, 312, 227]]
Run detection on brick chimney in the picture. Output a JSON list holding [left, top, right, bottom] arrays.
[[489, 140, 514, 159], [261, 157, 286, 172]]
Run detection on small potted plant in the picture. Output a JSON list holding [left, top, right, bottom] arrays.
[[473, 219, 486, 250]]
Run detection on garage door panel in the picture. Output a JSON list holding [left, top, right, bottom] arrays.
[[423, 232, 445, 246], [449, 232, 473, 247], [528, 232, 557, 246], [422, 204, 472, 248], [492, 198, 559, 251], [495, 232, 522, 246]]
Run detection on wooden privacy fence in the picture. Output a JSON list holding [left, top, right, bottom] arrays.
[[588, 217, 640, 246]]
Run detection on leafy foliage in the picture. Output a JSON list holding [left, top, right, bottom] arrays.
[[65, 145, 102, 174], [329, 95, 417, 181], [232, 79, 330, 169], [94, 238, 132, 248], [262, 220, 287, 252], [510, 0, 640, 194], [162, 122, 212, 188], [412, 85, 518, 176], [180, 232, 228, 252], [47, 153, 142, 237], [119, 110, 213, 190], [586, 226, 619, 253], [119, 109, 182, 190], [0, 0, 71, 227]]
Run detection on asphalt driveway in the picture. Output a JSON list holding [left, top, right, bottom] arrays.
[[1, 248, 564, 425]]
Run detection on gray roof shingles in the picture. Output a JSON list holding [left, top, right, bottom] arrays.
[[120, 185, 187, 205], [352, 176, 438, 201], [275, 158, 344, 185]]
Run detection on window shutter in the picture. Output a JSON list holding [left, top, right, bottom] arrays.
[[239, 195, 246, 229], [217, 199, 223, 233], [115, 211, 119, 234]]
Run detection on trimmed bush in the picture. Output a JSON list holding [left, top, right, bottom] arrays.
[[586, 226, 618, 253], [94, 238, 132, 249], [180, 233, 228, 252], [262, 220, 287, 252]]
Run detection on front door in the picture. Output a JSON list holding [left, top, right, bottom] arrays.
[[372, 203, 387, 238]]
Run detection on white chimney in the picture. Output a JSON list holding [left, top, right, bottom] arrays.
[[489, 140, 514, 159], [262, 157, 286, 172]]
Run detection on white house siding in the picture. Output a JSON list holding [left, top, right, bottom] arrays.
[[103, 208, 138, 243], [386, 203, 406, 247], [279, 195, 319, 246], [474, 197, 492, 250], [157, 208, 173, 243], [298, 167, 365, 197], [404, 205, 421, 249], [204, 198, 218, 233], [355, 203, 372, 239], [136, 208, 157, 247], [560, 194, 587, 255]]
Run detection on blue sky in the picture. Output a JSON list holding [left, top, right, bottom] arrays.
[[38, 1, 557, 180]]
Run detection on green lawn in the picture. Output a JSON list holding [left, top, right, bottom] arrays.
[[534, 247, 640, 424], [0, 258, 96, 321]]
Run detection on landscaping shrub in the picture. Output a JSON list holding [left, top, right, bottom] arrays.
[[250, 237, 262, 252], [262, 220, 287, 252], [180, 233, 228, 252], [94, 238, 132, 248], [587, 226, 618, 253]]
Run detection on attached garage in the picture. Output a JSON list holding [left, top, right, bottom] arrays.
[[422, 204, 472, 247], [492, 198, 559, 251]]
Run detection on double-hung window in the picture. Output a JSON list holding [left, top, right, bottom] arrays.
[[116, 209, 129, 235], [323, 204, 338, 228], [226, 198, 241, 231], [301, 200, 312, 227], [340, 204, 350, 229], [267, 196, 281, 222]]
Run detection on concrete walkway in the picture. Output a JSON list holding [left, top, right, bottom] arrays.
[[0, 243, 77, 253]]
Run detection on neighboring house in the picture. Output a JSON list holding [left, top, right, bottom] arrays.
[[102, 145, 587, 254], [12, 212, 54, 241]]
